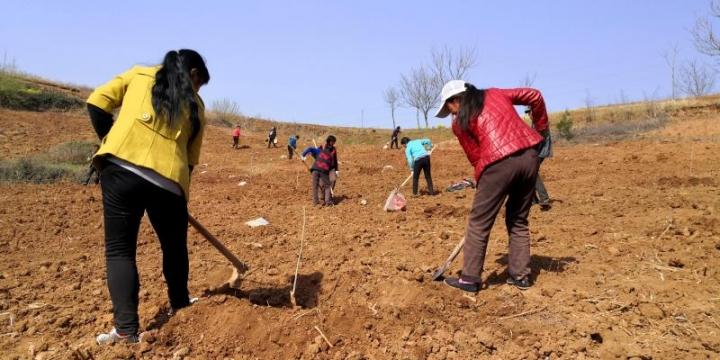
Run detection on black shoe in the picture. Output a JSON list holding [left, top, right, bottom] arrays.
[[506, 276, 531, 290], [539, 203, 552, 211], [443, 277, 479, 293]]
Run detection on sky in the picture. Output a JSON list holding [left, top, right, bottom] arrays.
[[1, 1, 715, 129]]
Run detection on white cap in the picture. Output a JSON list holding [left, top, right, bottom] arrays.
[[435, 80, 467, 118]]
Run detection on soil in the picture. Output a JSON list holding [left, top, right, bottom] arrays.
[[0, 106, 719, 359]]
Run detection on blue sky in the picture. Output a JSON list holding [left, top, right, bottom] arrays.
[[1, 1, 714, 128]]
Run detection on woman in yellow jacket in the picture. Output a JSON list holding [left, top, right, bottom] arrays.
[[87, 49, 210, 344]]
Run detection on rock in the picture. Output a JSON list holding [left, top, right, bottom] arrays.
[[307, 342, 321, 354], [607, 246, 620, 256], [173, 346, 190, 359], [266, 268, 279, 276], [638, 303, 665, 320], [360, 199, 368, 205]]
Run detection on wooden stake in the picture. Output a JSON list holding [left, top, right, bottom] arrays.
[[499, 306, 548, 320], [314, 326, 334, 348], [290, 207, 306, 307]]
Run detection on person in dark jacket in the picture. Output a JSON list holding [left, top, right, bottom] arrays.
[[310, 135, 339, 206], [436, 80, 548, 293], [267, 127, 277, 148], [390, 126, 401, 149], [526, 107, 552, 210]]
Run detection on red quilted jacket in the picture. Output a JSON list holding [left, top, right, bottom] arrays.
[[451, 88, 549, 181]]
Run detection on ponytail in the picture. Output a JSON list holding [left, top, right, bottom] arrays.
[[456, 83, 486, 134], [152, 49, 210, 141]]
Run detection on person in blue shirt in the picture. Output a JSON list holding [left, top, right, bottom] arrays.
[[302, 143, 337, 199], [401, 137, 435, 196], [287, 134, 300, 159], [301, 146, 321, 160]]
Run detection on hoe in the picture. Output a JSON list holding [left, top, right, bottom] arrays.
[[188, 214, 249, 288]]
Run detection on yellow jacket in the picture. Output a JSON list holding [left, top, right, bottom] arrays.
[[87, 66, 205, 199]]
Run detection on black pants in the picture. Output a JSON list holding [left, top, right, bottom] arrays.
[[232, 136, 239, 148], [268, 136, 276, 148], [412, 156, 434, 195], [391, 137, 399, 149], [288, 145, 295, 159], [100, 163, 190, 335]]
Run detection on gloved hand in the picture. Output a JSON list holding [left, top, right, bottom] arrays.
[[301, 156, 306, 161]]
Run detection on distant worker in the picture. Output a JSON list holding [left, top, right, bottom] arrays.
[[302, 143, 337, 195], [288, 134, 300, 159], [267, 126, 277, 148], [390, 126, 401, 149], [401, 137, 434, 196], [86, 49, 210, 344], [435, 80, 548, 293], [310, 135, 339, 206], [526, 107, 552, 210], [231, 124, 241, 149], [83, 144, 101, 185]]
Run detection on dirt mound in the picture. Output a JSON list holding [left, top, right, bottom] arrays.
[[423, 203, 468, 218], [1, 109, 720, 359]]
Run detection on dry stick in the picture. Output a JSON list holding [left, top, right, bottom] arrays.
[[314, 326, 334, 348], [290, 207, 307, 307], [499, 306, 548, 320]]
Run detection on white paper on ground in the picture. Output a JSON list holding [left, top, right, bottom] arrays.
[[245, 217, 270, 227]]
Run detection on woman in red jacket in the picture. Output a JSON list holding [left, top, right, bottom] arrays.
[[436, 80, 549, 293]]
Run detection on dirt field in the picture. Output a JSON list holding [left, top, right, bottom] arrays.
[[0, 105, 719, 359]]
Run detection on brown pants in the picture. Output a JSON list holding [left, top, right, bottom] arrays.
[[312, 170, 333, 205], [461, 147, 540, 283]]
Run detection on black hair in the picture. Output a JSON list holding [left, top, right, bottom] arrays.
[[400, 137, 410, 145], [456, 83, 486, 134], [326, 135, 336, 144], [396, 126, 400, 129], [152, 49, 210, 142], [295, 134, 300, 139]]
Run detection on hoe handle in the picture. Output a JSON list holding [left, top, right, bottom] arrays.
[[188, 214, 248, 273]]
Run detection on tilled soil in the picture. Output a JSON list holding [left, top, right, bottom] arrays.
[[0, 107, 719, 359]]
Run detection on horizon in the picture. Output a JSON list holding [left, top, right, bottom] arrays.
[[1, 1, 716, 129]]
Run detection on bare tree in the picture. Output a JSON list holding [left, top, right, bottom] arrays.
[[661, 43, 680, 99], [211, 98, 242, 127], [430, 46, 478, 86], [679, 59, 717, 97], [383, 87, 400, 129], [519, 72, 537, 87], [400, 66, 440, 129], [691, 0, 720, 60]]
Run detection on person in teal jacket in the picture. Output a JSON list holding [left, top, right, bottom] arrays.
[[401, 137, 434, 196]]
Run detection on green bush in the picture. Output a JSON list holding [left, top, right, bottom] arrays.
[[0, 159, 78, 184], [0, 140, 96, 184], [556, 110, 574, 140], [0, 72, 83, 111], [46, 141, 97, 165]]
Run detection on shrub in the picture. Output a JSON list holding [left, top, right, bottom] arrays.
[[46, 141, 97, 165], [0, 72, 83, 111], [556, 110, 574, 140], [0, 159, 77, 183]]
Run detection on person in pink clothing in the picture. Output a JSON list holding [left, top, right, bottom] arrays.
[[231, 124, 241, 149]]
